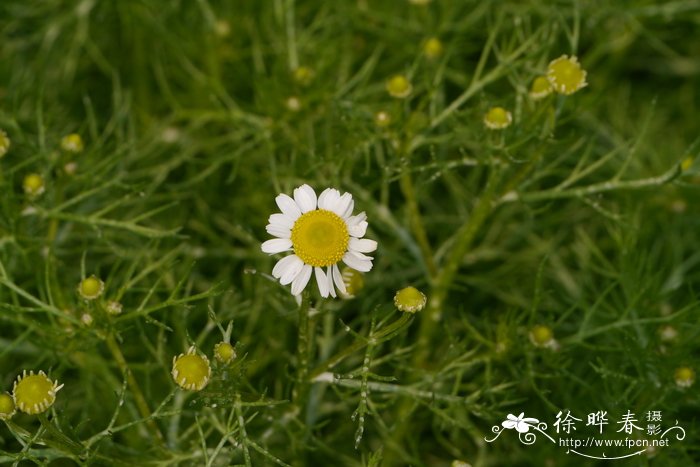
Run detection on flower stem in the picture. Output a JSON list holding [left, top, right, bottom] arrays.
[[105, 333, 165, 446], [293, 291, 311, 405], [414, 166, 502, 367], [399, 169, 438, 279]]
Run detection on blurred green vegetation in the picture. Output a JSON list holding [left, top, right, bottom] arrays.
[[1, 0, 699, 465]]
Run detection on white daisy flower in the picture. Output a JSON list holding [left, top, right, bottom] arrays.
[[261, 184, 377, 298]]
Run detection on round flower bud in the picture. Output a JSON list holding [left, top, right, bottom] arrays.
[[23, 173, 45, 198], [12, 370, 64, 415], [293, 66, 314, 86], [172, 347, 211, 391], [529, 325, 558, 349], [214, 342, 236, 364], [674, 367, 695, 388], [394, 286, 427, 313], [340, 268, 365, 299], [0, 129, 10, 158], [106, 300, 123, 315], [374, 111, 392, 128], [78, 276, 104, 300], [386, 75, 412, 99], [423, 37, 444, 60], [285, 96, 301, 112], [81, 312, 93, 326], [60, 133, 84, 153], [658, 325, 678, 342], [63, 162, 78, 175], [547, 55, 587, 95], [529, 76, 552, 100], [0, 392, 16, 420], [483, 107, 512, 130]]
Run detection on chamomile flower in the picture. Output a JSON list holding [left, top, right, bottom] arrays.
[[261, 184, 377, 298], [340, 268, 365, 299], [674, 367, 695, 388], [547, 55, 587, 95], [386, 75, 412, 99], [529, 76, 552, 100], [0, 393, 15, 420], [483, 107, 512, 130], [23, 173, 45, 198], [529, 325, 558, 350], [394, 286, 426, 313], [423, 37, 444, 60], [78, 275, 104, 300], [12, 370, 63, 415], [60, 133, 84, 153], [172, 347, 211, 391], [214, 342, 236, 364]]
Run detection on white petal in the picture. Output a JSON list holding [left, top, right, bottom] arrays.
[[327, 266, 336, 298], [341, 199, 355, 219], [343, 251, 373, 272], [346, 212, 366, 226], [266, 224, 291, 238], [318, 188, 340, 210], [317, 188, 335, 210], [332, 264, 347, 295], [261, 238, 292, 254], [268, 213, 294, 229], [291, 265, 312, 295], [348, 221, 368, 238], [332, 193, 353, 217], [349, 238, 377, 253], [272, 255, 300, 278], [280, 256, 304, 285], [315, 267, 329, 298], [276, 194, 301, 220], [294, 184, 317, 213]]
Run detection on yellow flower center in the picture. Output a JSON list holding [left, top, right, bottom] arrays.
[[547, 56, 587, 95], [80, 276, 103, 298], [386, 75, 412, 98], [214, 342, 236, 364], [530, 76, 552, 98], [484, 107, 512, 129], [0, 393, 15, 419], [173, 354, 210, 391], [530, 325, 553, 345], [394, 286, 427, 313], [291, 209, 349, 267], [14, 374, 56, 414]]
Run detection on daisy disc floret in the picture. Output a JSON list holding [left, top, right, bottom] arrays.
[[78, 275, 104, 300], [60, 133, 84, 153], [529, 76, 552, 100], [386, 75, 412, 99], [547, 55, 587, 95], [172, 347, 211, 391], [214, 342, 236, 364], [483, 107, 512, 130], [262, 184, 377, 298], [0, 392, 15, 420], [12, 370, 64, 415], [394, 286, 427, 313]]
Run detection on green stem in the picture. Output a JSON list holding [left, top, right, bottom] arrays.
[[308, 313, 413, 381], [414, 166, 502, 367], [399, 169, 438, 279], [293, 292, 311, 404], [105, 333, 165, 446]]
